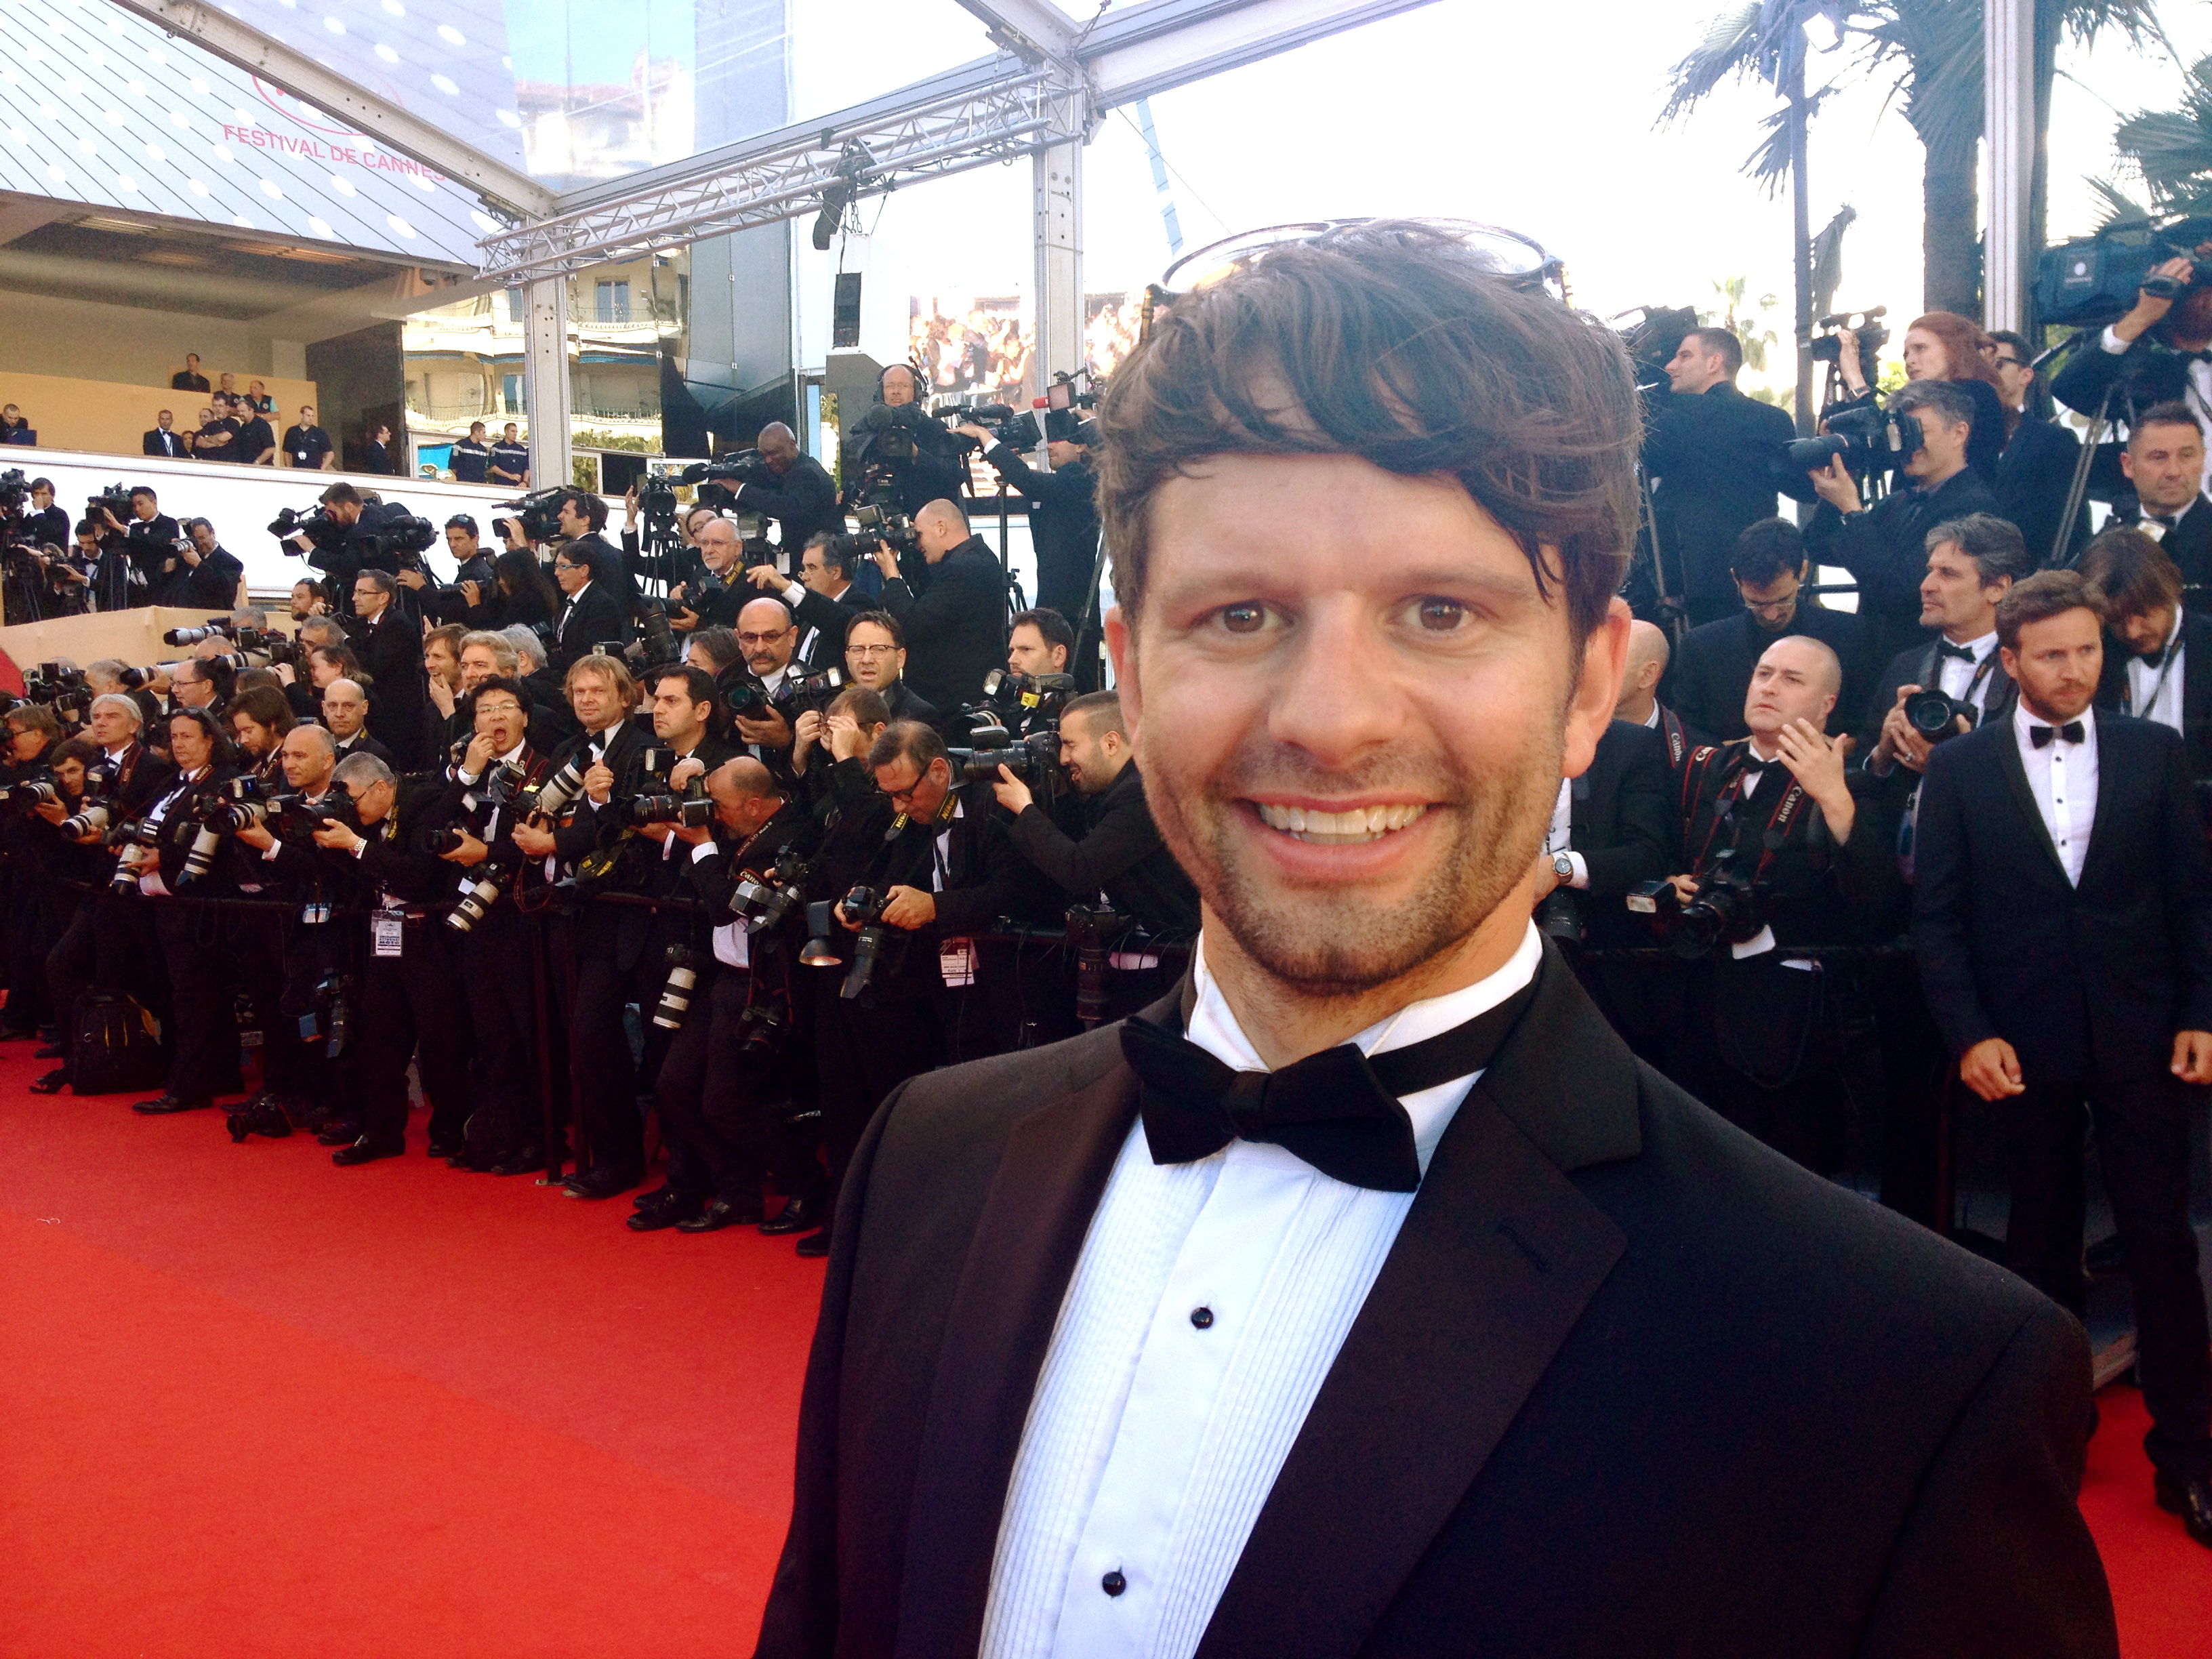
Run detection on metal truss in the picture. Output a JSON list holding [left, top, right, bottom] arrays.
[[478, 0, 1440, 286], [479, 62, 1081, 283]]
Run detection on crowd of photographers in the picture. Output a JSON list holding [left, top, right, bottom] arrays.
[[4, 272, 2211, 1312], [0, 377, 1185, 1258]]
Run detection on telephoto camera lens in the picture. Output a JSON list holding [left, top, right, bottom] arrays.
[[448, 872, 503, 933], [176, 825, 225, 887], [651, 947, 701, 1031], [535, 755, 589, 819], [60, 802, 110, 840]]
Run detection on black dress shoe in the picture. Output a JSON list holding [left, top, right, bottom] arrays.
[[2156, 1471, 2212, 1547], [794, 1228, 830, 1258], [627, 1193, 708, 1232], [315, 1120, 362, 1147], [487, 1146, 543, 1177], [28, 1068, 67, 1095], [631, 1183, 673, 1211], [676, 1197, 764, 1233], [333, 1137, 405, 1166], [131, 1094, 213, 1115], [0, 1024, 39, 1042], [426, 1136, 466, 1160], [758, 1193, 826, 1236], [563, 1164, 644, 1201], [33, 1042, 63, 1060]]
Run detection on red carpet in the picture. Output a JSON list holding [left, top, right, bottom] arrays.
[[2, 1043, 2205, 1654]]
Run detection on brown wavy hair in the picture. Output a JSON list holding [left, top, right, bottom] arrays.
[[1094, 221, 1640, 645], [1906, 311, 2005, 390]]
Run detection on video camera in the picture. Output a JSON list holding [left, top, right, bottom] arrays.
[[268, 502, 346, 553], [679, 451, 772, 491], [851, 499, 918, 554], [2036, 216, 2212, 329], [1785, 402, 1923, 478], [1627, 846, 1770, 958], [637, 469, 681, 527], [855, 400, 947, 462], [0, 468, 26, 513], [1805, 308, 1889, 396], [490, 487, 569, 546], [367, 507, 438, 563], [1614, 304, 1702, 387], [87, 483, 136, 523]]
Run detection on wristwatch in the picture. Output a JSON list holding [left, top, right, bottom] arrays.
[[1551, 851, 1575, 881]]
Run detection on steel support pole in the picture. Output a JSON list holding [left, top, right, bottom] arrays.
[[522, 275, 574, 491], [1984, 0, 2035, 333], [1033, 140, 1084, 395]]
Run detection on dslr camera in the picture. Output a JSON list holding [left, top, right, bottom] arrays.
[[1628, 846, 1770, 958], [950, 726, 1063, 815], [1785, 403, 1923, 478], [1806, 307, 1889, 390], [1901, 687, 1978, 745]]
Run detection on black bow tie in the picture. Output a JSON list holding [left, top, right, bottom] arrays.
[[1119, 981, 1536, 1191], [1936, 639, 1978, 662], [2029, 721, 2085, 749]]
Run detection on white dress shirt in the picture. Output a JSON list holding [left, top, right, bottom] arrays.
[[2014, 701, 2097, 887], [979, 923, 1544, 1659], [695, 840, 750, 968], [1934, 628, 2001, 713], [2102, 325, 2212, 494], [2125, 610, 2187, 734]]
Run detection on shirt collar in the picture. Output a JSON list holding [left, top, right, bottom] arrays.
[[1947, 628, 1998, 657], [1186, 921, 1544, 1171], [1641, 703, 1660, 729], [499, 740, 527, 766]]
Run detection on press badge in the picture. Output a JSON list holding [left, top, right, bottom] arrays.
[[939, 937, 977, 987], [372, 914, 404, 958]]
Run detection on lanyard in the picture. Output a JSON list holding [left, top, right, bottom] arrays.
[[2127, 632, 2184, 718]]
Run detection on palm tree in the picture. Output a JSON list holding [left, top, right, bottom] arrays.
[[2101, 53, 2212, 220], [1664, 0, 2163, 342], [1661, 1, 1847, 434]]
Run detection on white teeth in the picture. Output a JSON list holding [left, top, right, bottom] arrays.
[[1256, 802, 1427, 843]]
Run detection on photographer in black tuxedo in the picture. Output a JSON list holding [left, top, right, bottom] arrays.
[[1637, 325, 1802, 626], [1987, 330, 2088, 565], [1662, 635, 1896, 1173], [868, 499, 1008, 714], [759, 222, 2116, 1658], [1913, 567, 2212, 1548], [2083, 527, 2212, 798], [1805, 378, 2005, 668], [2114, 401, 2212, 592], [1664, 517, 1864, 741]]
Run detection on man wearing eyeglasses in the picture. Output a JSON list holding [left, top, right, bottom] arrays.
[[757, 221, 2115, 1656], [549, 546, 629, 676], [1987, 328, 2088, 566], [841, 610, 938, 729], [1664, 517, 1864, 743]]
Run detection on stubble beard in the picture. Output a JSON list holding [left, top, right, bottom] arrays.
[[1148, 726, 1563, 999]]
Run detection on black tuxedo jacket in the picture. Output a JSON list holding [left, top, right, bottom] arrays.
[[1638, 382, 1804, 623], [2050, 331, 2198, 426], [792, 584, 869, 667], [550, 582, 630, 674], [142, 427, 187, 459], [2095, 607, 2212, 788], [878, 541, 1008, 715], [1857, 635, 2018, 762], [755, 946, 2114, 1658], [1567, 719, 1671, 945], [1664, 603, 1866, 743], [1994, 415, 2087, 567], [1805, 469, 2003, 666], [2127, 495, 2212, 595], [344, 609, 428, 768], [1912, 712, 2212, 1082]]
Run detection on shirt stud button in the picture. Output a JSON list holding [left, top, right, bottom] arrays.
[[1101, 1570, 1127, 1597], [1189, 1307, 1214, 1330]]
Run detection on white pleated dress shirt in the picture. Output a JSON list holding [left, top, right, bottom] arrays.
[[2125, 610, 2187, 735], [2014, 702, 2097, 887], [977, 921, 1545, 1659]]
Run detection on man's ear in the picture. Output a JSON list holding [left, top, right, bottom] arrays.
[[1563, 596, 1632, 779], [1105, 604, 1136, 755]]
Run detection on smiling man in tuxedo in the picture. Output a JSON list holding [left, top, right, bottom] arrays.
[[756, 223, 2116, 1657]]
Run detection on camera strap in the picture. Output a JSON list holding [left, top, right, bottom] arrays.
[[1692, 748, 1806, 884], [2125, 630, 2184, 718]]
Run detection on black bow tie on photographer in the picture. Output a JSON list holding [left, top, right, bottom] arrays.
[[2030, 721, 2085, 749], [1118, 982, 1536, 1191], [1936, 639, 1979, 662]]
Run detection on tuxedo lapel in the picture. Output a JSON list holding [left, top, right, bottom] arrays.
[[895, 1056, 1143, 1658], [1196, 950, 1635, 1659], [2081, 720, 2134, 890], [1995, 727, 2070, 883]]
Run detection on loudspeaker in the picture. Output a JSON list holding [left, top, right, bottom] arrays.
[[832, 272, 863, 349]]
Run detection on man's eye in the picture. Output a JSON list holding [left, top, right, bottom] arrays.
[[1218, 603, 1268, 634], [1414, 598, 1469, 631]]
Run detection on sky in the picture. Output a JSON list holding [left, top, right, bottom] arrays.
[[762, 0, 2212, 389]]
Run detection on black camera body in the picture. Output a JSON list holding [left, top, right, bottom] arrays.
[[0, 468, 27, 513], [1903, 687, 1978, 744], [627, 777, 712, 831], [369, 509, 438, 562], [1786, 402, 1924, 478], [963, 668, 1073, 737], [1065, 899, 1136, 1028], [1807, 308, 1889, 389], [680, 450, 771, 490], [637, 473, 680, 525], [87, 483, 135, 522], [852, 500, 918, 554], [951, 727, 1063, 815], [1631, 846, 1769, 958], [0, 772, 61, 815], [729, 663, 847, 725], [836, 884, 894, 1002], [268, 791, 359, 842]]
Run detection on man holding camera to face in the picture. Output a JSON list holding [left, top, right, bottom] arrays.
[[2053, 243, 2212, 493], [868, 499, 1010, 716], [1914, 568, 2212, 1548], [1805, 379, 2006, 668], [956, 419, 1103, 621], [731, 424, 840, 571]]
